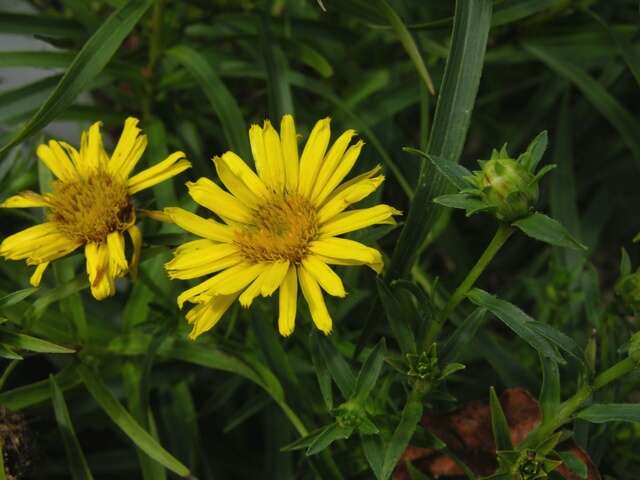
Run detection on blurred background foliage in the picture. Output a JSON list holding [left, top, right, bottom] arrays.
[[1, 0, 640, 479]]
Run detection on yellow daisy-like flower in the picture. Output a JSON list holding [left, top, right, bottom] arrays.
[[0, 118, 191, 299], [166, 115, 400, 339]]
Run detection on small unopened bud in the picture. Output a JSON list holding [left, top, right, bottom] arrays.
[[615, 271, 640, 315], [477, 157, 539, 222]]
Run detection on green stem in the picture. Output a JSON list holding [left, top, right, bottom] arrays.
[[522, 356, 638, 448], [423, 223, 514, 348]]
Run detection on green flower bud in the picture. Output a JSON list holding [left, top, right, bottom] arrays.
[[334, 401, 365, 429], [477, 157, 539, 222], [615, 271, 640, 314]]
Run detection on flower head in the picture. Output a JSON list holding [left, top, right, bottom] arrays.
[[0, 118, 190, 299], [166, 115, 400, 338]]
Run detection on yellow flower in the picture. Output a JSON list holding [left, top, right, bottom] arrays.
[[166, 115, 400, 339], [0, 118, 191, 299]]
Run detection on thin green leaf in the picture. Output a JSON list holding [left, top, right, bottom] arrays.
[[557, 451, 588, 480], [442, 307, 487, 363], [523, 42, 640, 170], [381, 395, 424, 480], [512, 213, 587, 251], [0, 344, 22, 360], [519, 130, 548, 172], [361, 433, 384, 480], [0, 13, 84, 38], [0, 288, 38, 308], [404, 149, 473, 191], [376, 279, 417, 355], [468, 289, 564, 363], [310, 331, 334, 411], [314, 332, 356, 399], [539, 354, 560, 425], [0, 0, 154, 156], [49, 376, 95, 480], [388, 0, 493, 278], [370, 0, 434, 95], [354, 338, 386, 401], [0, 364, 81, 410], [0, 331, 74, 354], [306, 423, 353, 456], [77, 365, 190, 477], [167, 45, 250, 161], [576, 403, 640, 424], [489, 387, 513, 450]]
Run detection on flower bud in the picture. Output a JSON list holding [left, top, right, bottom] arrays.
[[614, 271, 640, 315], [477, 157, 539, 222]]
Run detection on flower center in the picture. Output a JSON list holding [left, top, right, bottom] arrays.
[[234, 193, 318, 264], [47, 170, 134, 243]]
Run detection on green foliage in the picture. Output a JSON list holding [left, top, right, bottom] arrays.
[[1, 1, 640, 479]]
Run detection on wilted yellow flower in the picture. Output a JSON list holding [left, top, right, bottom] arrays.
[[0, 118, 190, 299], [166, 115, 400, 339]]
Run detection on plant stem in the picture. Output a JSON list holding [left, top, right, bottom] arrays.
[[522, 356, 638, 448], [423, 223, 514, 348]]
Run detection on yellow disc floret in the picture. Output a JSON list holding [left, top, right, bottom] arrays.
[[47, 170, 134, 243], [234, 193, 318, 264]]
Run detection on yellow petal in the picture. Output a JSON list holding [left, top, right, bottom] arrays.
[[167, 241, 239, 270], [187, 294, 238, 340], [214, 152, 269, 206], [263, 120, 286, 192], [319, 204, 400, 237], [127, 151, 191, 195], [260, 260, 290, 296], [310, 237, 383, 273], [29, 262, 49, 287], [186, 178, 253, 224], [238, 274, 265, 308], [278, 265, 298, 336], [166, 248, 242, 280], [1, 223, 81, 265], [36, 142, 76, 181], [85, 242, 115, 300], [80, 121, 108, 174], [313, 140, 364, 205], [298, 265, 332, 334], [249, 123, 270, 186], [177, 262, 265, 308], [139, 209, 173, 223], [108, 117, 148, 180], [238, 260, 289, 307], [302, 256, 346, 297], [310, 129, 356, 202], [317, 175, 384, 223], [164, 207, 234, 242], [297, 118, 331, 198], [107, 231, 128, 277], [1, 191, 49, 208], [280, 114, 299, 192], [127, 225, 142, 279], [57, 141, 82, 172]]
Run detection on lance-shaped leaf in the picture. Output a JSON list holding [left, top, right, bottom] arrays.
[[468, 289, 564, 363], [354, 338, 386, 402], [512, 212, 587, 251], [49, 376, 95, 480], [0, 331, 74, 354], [313, 332, 356, 399], [306, 423, 353, 456], [0, 0, 154, 156], [377, 279, 416, 355], [490, 387, 513, 451], [77, 365, 189, 477], [576, 404, 640, 424], [381, 396, 424, 479]]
